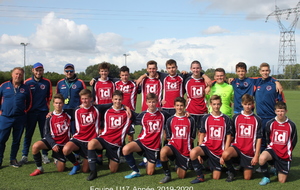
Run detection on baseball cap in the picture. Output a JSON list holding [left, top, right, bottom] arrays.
[[33, 62, 43, 69], [64, 63, 74, 69]]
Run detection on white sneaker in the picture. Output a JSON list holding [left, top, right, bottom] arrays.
[[20, 156, 28, 165], [42, 155, 50, 164]]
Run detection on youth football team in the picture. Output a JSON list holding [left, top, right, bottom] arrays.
[[0, 60, 297, 186]]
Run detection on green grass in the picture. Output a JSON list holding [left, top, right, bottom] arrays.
[[0, 90, 299, 190]]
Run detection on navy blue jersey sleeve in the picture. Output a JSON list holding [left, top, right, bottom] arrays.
[[290, 120, 298, 150], [254, 114, 263, 139], [265, 119, 274, 145], [231, 114, 239, 139], [43, 117, 56, 148], [0, 84, 3, 110], [165, 116, 174, 139], [64, 108, 75, 121], [189, 117, 196, 139], [25, 85, 32, 112], [224, 114, 232, 135], [161, 111, 171, 125], [133, 111, 146, 125], [200, 114, 209, 133]]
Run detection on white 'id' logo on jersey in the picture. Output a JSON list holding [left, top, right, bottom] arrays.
[[166, 82, 178, 91], [80, 112, 94, 126], [55, 121, 69, 134], [99, 88, 111, 99], [191, 85, 204, 98], [146, 84, 158, 93], [109, 115, 123, 129], [147, 120, 160, 133], [238, 124, 253, 138], [273, 130, 288, 145], [119, 85, 130, 93], [209, 125, 223, 140], [174, 125, 188, 139]]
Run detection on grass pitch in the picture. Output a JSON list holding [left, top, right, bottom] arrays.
[[0, 90, 299, 190]]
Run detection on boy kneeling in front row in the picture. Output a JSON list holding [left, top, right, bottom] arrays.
[[258, 101, 297, 185], [30, 94, 74, 176]]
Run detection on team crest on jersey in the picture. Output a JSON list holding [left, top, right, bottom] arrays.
[[145, 84, 158, 93], [20, 88, 25, 93], [243, 82, 248, 87], [273, 129, 288, 145], [72, 84, 77, 89], [266, 85, 272, 91], [237, 124, 253, 138], [209, 125, 223, 140], [80, 112, 94, 126], [40, 84, 46, 90], [174, 125, 188, 139], [190, 85, 204, 98], [109, 115, 124, 129], [6, 87, 11, 89], [147, 120, 161, 133]]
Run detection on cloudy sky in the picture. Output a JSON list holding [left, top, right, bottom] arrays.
[[0, 0, 299, 75]]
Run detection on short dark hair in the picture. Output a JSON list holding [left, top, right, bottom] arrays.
[[113, 90, 123, 98], [210, 95, 222, 103], [53, 93, 65, 102], [215, 68, 226, 75], [147, 60, 157, 68], [174, 96, 186, 106], [260, 62, 270, 70], [120, 66, 130, 73], [98, 62, 110, 71], [275, 101, 287, 110], [79, 89, 92, 98], [241, 94, 254, 104], [190, 60, 201, 68], [236, 62, 247, 71], [166, 59, 177, 67], [146, 93, 158, 101]]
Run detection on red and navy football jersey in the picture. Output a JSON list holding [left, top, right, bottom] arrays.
[[232, 111, 262, 157], [266, 117, 297, 161], [162, 74, 184, 109], [135, 109, 169, 151], [140, 77, 162, 111], [99, 106, 133, 147], [184, 76, 207, 115], [166, 115, 196, 157], [73, 106, 100, 142], [200, 113, 232, 156], [115, 80, 138, 111], [44, 111, 71, 147], [93, 78, 115, 104]]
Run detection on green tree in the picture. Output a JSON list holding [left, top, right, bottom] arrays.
[[204, 68, 215, 80], [247, 66, 260, 77]]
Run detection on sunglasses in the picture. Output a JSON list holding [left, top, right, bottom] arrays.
[[65, 70, 74, 73]]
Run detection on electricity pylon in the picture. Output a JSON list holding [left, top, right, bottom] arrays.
[[266, 1, 300, 78]]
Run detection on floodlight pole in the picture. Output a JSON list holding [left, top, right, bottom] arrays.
[[123, 53, 130, 66], [20, 42, 29, 81]]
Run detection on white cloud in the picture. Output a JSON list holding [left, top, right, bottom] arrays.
[[202, 25, 230, 34], [0, 10, 295, 76], [31, 12, 96, 52]]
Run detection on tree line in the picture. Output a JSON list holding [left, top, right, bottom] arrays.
[[0, 62, 299, 89]]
